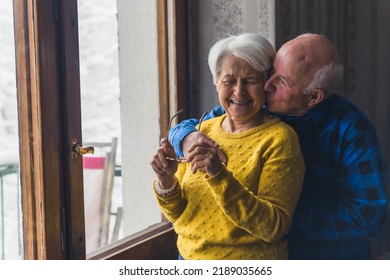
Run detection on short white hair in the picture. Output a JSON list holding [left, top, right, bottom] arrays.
[[208, 33, 276, 84], [303, 62, 344, 96]]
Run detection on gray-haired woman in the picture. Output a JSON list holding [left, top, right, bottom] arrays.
[[150, 33, 305, 260]]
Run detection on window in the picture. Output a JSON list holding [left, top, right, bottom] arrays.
[[13, 0, 187, 259]]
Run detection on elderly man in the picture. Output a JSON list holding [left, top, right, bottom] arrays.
[[168, 33, 388, 259]]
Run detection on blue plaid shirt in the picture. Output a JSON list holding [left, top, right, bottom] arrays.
[[169, 94, 388, 259]]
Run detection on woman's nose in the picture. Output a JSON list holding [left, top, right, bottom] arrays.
[[234, 80, 246, 96]]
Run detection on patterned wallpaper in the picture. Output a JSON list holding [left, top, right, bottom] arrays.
[[212, 0, 244, 36], [187, 0, 275, 117]]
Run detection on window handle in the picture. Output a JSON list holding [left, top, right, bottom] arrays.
[[69, 138, 94, 158]]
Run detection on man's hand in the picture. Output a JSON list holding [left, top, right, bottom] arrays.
[[182, 132, 227, 164]]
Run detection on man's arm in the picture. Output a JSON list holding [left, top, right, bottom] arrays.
[[331, 128, 388, 238], [292, 124, 388, 240], [168, 105, 225, 157]]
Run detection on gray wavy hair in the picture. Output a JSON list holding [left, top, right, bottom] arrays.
[[303, 62, 344, 96], [208, 33, 276, 84]]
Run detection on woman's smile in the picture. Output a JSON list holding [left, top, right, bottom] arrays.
[[229, 99, 252, 106]]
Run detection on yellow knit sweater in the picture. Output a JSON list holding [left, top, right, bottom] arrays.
[[154, 115, 304, 259]]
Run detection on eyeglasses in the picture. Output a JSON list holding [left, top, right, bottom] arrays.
[[166, 109, 184, 140], [164, 109, 186, 162], [196, 110, 208, 141], [165, 110, 208, 162]]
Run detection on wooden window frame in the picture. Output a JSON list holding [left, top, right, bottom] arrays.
[[14, 0, 85, 260], [158, 0, 189, 138], [13, 0, 187, 259]]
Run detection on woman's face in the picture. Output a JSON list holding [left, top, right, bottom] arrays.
[[216, 54, 265, 124]]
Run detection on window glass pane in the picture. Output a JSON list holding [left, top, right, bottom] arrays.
[[78, 0, 122, 254], [78, 0, 162, 255], [0, 0, 23, 260]]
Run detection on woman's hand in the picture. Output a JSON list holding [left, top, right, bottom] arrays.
[[186, 139, 224, 177], [150, 138, 178, 189], [182, 132, 227, 165]]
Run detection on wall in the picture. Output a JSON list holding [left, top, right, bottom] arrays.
[[117, 0, 162, 236]]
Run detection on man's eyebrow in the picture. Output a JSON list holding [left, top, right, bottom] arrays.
[[280, 74, 288, 80], [278, 73, 291, 85], [274, 68, 288, 81]]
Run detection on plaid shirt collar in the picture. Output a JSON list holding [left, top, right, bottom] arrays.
[[276, 93, 336, 127]]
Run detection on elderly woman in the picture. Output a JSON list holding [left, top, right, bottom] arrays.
[[150, 33, 304, 260]]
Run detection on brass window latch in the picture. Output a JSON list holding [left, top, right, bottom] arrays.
[[69, 138, 94, 158]]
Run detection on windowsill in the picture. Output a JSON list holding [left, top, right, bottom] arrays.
[[87, 222, 177, 260]]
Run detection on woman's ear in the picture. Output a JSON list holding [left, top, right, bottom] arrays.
[[307, 89, 325, 108]]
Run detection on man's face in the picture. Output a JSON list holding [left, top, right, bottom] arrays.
[[263, 47, 312, 117]]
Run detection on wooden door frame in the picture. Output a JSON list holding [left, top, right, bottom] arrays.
[[13, 0, 187, 259]]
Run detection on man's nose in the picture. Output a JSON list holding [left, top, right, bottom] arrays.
[[264, 77, 275, 92]]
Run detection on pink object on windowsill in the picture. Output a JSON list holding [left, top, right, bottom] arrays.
[[83, 156, 105, 169]]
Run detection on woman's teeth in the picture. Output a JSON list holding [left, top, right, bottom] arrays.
[[231, 100, 250, 105]]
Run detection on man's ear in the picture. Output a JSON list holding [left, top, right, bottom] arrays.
[[307, 89, 325, 108]]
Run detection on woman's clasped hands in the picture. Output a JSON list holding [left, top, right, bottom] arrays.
[[185, 134, 223, 177], [150, 133, 224, 188]]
